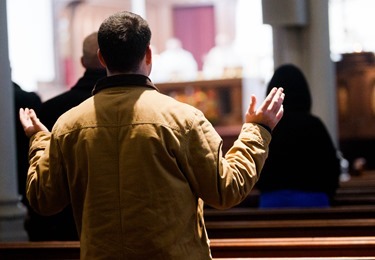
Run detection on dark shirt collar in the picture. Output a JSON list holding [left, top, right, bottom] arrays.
[[83, 68, 107, 79], [92, 74, 158, 95]]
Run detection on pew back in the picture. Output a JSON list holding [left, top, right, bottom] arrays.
[[206, 218, 375, 238], [1, 237, 375, 259], [204, 205, 375, 222]]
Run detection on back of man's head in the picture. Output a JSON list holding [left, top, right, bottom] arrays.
[[82, 32, 103, 70], [98, 11, 151, 73]]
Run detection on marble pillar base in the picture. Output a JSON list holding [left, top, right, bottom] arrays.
[[0, 198, 28, 241]]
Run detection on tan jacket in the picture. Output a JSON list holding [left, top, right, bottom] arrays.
[[26, 75, 271, 259]]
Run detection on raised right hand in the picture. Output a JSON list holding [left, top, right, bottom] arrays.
[[245, 87, 285, 131]]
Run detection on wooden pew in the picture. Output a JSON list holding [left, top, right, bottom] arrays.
[[215, 258, 375, 260], [204, 205, 375, 222], [210, 236, 375, 258], [1, 237, 375, 259], [205, 218, 375, 238], [0, 241, 80, 259], [332, 170, 375, 205], [235, 189, 375, 208], [332, 193, 375, 206]]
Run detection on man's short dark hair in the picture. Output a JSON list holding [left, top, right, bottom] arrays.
[[98, 11, 151, 72]]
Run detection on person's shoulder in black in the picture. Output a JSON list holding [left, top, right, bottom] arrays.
[[14, 82, 41, 111], [39, 68, 106, 130]]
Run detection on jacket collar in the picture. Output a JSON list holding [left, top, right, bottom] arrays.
[[92, 74, 159, 95]]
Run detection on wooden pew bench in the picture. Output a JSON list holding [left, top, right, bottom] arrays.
[[332, 194, 375, 206], [215, 258, 375, 260], [0, 241, 80, 259], [204, 205, 375, 222], [1, 237, 375, 259], [205, 218, 375, 238], [210, 236, 375, 258], [333, 171, 375, 205]]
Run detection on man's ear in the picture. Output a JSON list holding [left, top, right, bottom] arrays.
[[97, 49, 107, 67], [145, 45, 152, 65], [80, 56, 85, 67]]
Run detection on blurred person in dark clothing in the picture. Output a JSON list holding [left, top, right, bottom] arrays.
[[14, 81, 42, 205], [25, 32, 105, 241], [40, 31, 106, 130], [256, 64, 341, 208], [13, 81, 42, 240]]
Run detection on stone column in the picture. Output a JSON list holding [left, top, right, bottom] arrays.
[[262, 0, 338, 146], [0, 0, 28, 241], [305, 0, 338, 147]]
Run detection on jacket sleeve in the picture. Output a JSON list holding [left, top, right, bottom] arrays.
[[26, 131, 70, 215], [180, 111, 271, 209]]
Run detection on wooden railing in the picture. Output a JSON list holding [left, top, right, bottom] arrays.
[[206, 218, 375, 238], [204, 205, 375, 222], [210, 236, 375, 258], [0, 241, 79, 259], [1, 236, 375, 259]]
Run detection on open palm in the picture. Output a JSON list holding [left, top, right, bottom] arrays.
[[19, 108, 49, 137]]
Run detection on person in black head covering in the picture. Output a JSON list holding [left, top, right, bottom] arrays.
[[256, 63, 341, 208]]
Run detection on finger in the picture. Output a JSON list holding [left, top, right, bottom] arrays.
[[258, 87, 278, 110], [272, 88, 284, 102], [28, 109, 36, 117], [19, 108, 24, 120], [267, 88, 284, 112], [19, 108, 29, 124], [275, 104, 284, 120], [248, 94, 257, 115], [272, 89, 284, 106], [28, 110, 41, 125]]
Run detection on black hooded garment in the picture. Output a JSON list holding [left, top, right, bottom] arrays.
[[256, 64, 341, 200]]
